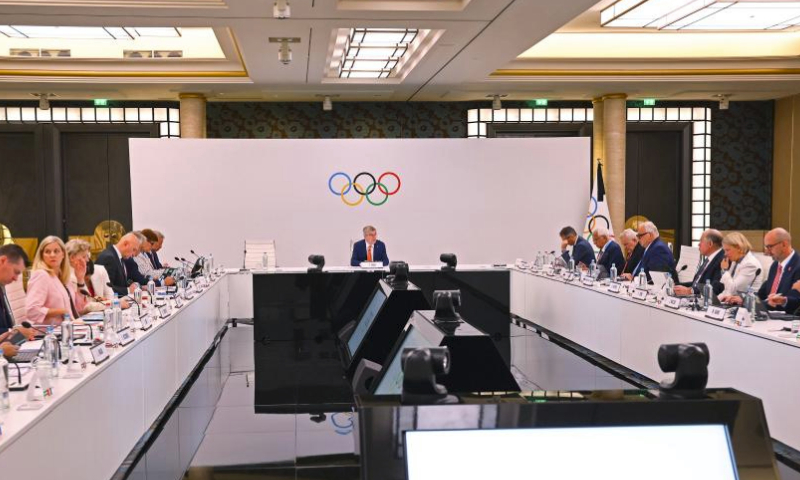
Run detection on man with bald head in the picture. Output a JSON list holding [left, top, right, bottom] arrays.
[[674, 229, 724, 296], [95, 232, 141, 296], [756, 228, 800, 310], [621, 221, 675, 282]]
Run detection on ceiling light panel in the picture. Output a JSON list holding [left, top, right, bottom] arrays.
[[339, 28, 418, 79], [601, 0, 691, 28]]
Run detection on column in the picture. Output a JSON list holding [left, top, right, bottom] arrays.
[[591, 97, 605, 182], [179, 93, 207, 138], [773, 94, 800, 249], [602, 94, 627, 237]]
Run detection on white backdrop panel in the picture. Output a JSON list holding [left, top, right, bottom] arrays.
[[130, 138, 589, 267]]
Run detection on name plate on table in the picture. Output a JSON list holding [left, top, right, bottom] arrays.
[[545, 266, 555, 276], [90, 343, 110, 365], [664, 297, 682, 310], [118, 327, 135, 346], [173, 296, 184, 309], [581, 276, 595, 287], [158, 305, 171, 319], [631, 289, 648, 301], [734, 307, 752, 326], [185, 283, 196, 294], [705, 306, 727, 321], [360, 261, 384, 269], [608, 283, 622, 293], [139, 314, 153, 331]]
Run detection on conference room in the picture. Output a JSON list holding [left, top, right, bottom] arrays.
[[0, 0, 798, 479]]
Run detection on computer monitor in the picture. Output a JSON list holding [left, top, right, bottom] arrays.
[[373, 325, 434, 395], [404, 425, 738, 480], [347, 289, 387, 356]]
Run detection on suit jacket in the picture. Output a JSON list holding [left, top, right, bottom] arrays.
[[757, 251, 800, 311], [597, 240, 625, 275], [561, 236, 595, 269], [350, 239, 389, 266], [0, 286, 14, 335], [150, 251, 164, 269], [632, 238, 676, 282], [124, 256, 154, 287], [681, 249, 724, 294], [622, 243, 645, 275], [25, 269, 83, 324], [96, 245, 129, 296], [719, 252, 762, 297]]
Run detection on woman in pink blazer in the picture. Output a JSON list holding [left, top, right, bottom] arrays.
[[25, 236, 87, 325]]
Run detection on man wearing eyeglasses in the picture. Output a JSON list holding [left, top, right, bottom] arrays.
[[620, 221, 675, 283], [729, 228, 800, 310]]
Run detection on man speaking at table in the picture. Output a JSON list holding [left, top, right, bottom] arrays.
[[350, 225, 389, 267], [559, 226, 594, 269]]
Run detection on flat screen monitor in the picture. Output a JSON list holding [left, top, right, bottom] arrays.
[[405, 425, 738, 480], [373, 325, 434, 395], [347, 289, 387, 356]]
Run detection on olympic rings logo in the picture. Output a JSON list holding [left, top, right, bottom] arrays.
[[328, 171, 401, 207]]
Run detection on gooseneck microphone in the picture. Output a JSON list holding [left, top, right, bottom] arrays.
[[747, 268, 762, 291], [21, 321, 47, 335]]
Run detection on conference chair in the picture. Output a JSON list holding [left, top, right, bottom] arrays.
[[752, 252, 772, 290], [675, 245, 702, 283], [243, 240, 277, 269], [6, 275, 28, 324]]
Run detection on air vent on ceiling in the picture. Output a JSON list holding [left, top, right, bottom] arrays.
[[124, 50, 154, 58], [124, 50, 183, 59], [10, 48, 71, 58], [154, 50, 183, 58]]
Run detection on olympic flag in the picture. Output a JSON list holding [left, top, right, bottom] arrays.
[[583, 162, 614, 240]]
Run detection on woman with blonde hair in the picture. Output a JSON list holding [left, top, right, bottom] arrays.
[[718, 232, 763, 301], [26, 235, 86, 325], [66, 238, 115, 313]]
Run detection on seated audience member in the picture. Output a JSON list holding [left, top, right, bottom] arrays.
[[717, 232, 762, 301], [350, 225, 389, 267], [150, 230, 167, 269], [620, 228, 645, 275], [674, 229, 724, 296], [124, 231, 155, 287], [727, 228, 800, 311], [559, 226, 594, 269], [134, 229, 175, 286], [26, 236, 86, 325], [96, 231, 141, 296], [0, 244, 35, 358], [621, 221, 675, 282], [66, 239, 114, 312], [592, 226, 624, 277]]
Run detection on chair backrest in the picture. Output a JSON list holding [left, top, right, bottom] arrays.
[[244, 240, 276, 269], [676, 245, 702, 283], [5, 275, 27, 324], [752, 252, 773, 289]]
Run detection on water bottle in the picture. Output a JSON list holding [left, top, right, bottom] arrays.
[[208, 254, 215, 276], [261, 252, 268, 268], [43, 327, 59, 379], [568, 258, 575, 273], [146, 279, 155, 305], [609, 264, 618, 282], [745, 286, 757, 319], [666, 275, 675, 296], [0, 356, 10, 411], [103, 308, 115, 346], [637, 271, 647, 289], [589, 260, 597, 279], [112, 296, 123, 333], [60, 314, 73, 350], [702, 280, 713, 309]]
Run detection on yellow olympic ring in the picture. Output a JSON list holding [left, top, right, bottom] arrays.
[[341, 182, 365, 207]]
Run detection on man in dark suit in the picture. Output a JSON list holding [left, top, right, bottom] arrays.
[[620, 228, 645, 275], [0, 244, 36, 358], [559, 226, 594, 269], [150, 230, 166, 269], [754, 228, 800, 311], [96, 232, 140, 296], [591, 226, 624, 277], [622, 221, 675, 282], [350, 225, 389, 266], [674, 229, 724, 295]]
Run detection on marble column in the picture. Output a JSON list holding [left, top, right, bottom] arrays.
[[601, 94, 627, 237], [179, 93, 207, 138], [591, 97, 605, 182]]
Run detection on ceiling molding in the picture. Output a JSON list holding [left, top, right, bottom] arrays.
[[491, 68, 800, 77], [0, 0, 226, 7]]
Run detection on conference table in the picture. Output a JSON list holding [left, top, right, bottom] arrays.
[[510, 266, 800, 452], [0, 274, 230, 479]]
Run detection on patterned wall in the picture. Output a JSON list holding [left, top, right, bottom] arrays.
[[207, 100, 774, 230]]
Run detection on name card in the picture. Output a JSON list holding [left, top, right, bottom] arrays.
[[139, 314, 153, 331], [663, 297, 682, 310], [735, 307, 752, 326], [545, 266, 555, 276], [608, 283, 621, 293], [581, 277, 595, 287], [705, 306, 727, 321], [118, 327, 135, 346], [158, 305, 171, 319], [185, 283, 196, 294], [174, 296, 184, 309], [631, 289, 648, 301], [90, 343, 110, 365]]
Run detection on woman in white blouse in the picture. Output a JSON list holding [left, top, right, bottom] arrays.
[[718, 232, 763, 300]]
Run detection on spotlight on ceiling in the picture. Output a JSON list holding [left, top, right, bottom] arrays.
[[35, 93, 50, 110], [714, 94, 731, 110], [488, 94, 506, 110], [278, 40, 292, 65], [273, 0, 291, 19], [323, 96, 333, 111]]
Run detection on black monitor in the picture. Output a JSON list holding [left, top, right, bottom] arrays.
[[371, 310, 520, 395], [340, 279, 429, 377]]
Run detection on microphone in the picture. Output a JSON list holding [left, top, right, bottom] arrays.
[[747, 268, 762, 291], [174, 257, 192, 267], [21, 321, 48, 335], [108, 282, 141, 315], [189, 250, 200, 258], [672, 264, 688, 280]]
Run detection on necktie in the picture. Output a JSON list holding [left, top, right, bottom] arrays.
[[367, 245, 373, 262], [692, 257, 709, 288], [769, 264, 783, 295]]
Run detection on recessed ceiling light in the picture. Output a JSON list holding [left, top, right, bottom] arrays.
[[338, 28, 418, 79]]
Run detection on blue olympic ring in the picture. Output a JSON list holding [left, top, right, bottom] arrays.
[[586, 196, 598, 219], [328, 172, 352, 196]]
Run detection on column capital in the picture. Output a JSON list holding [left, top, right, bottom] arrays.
[[179, 93, 207, 100], [600, 93, 628, 101]]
